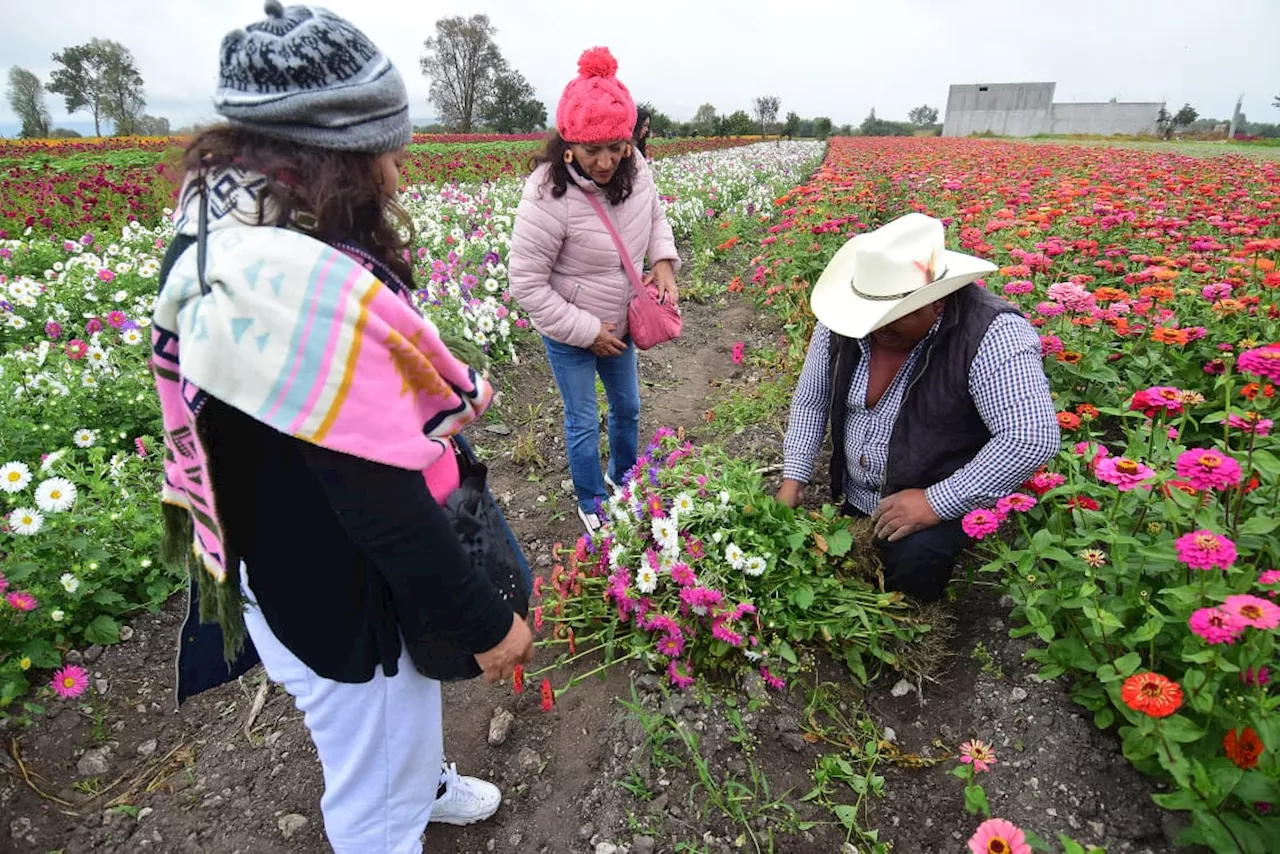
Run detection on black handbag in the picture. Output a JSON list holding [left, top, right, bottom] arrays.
[[407, 435, 531, 681]]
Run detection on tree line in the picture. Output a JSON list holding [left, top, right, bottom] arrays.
[[7, 39, 165, 138]]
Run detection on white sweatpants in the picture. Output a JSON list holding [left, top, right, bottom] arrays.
[[241, 572, 443, 854]]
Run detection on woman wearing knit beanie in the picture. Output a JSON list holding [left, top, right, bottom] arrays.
[[154, 4, 532, 851], [509, 47, 681, 533]]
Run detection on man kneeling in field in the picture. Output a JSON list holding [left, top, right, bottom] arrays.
[[777, 214, 1060, 601]]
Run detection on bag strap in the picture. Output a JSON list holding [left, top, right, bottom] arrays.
[[580, 188, 648, 300]]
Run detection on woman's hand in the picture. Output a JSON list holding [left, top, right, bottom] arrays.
[[590, 322, 627, 357], [474, 613, 534, 683], [650, 260, 679, 306]]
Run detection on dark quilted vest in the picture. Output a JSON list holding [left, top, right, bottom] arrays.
[[827, 284, 1021, 503]]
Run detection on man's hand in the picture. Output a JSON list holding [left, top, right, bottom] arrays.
[[590, 322, 627, 357], [871, 489, 941, 542], [474, 613, 534, 683], [649, 261, 679, 306], [775, 479, 805, 509]]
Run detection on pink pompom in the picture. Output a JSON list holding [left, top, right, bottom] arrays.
[[577, 46, 618, 78]]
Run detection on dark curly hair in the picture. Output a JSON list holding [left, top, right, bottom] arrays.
[[532, 132, 635, 206], [180, 125, 415, 286]]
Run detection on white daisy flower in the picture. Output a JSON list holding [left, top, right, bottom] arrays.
[[86, 345, 108, 367], [635, 564, 658, 594], [609, 544, 625, 570], [719, 490, 731, 506], [121, 328, 144, 345], [711, 531, 723, 544], [6, 314, 26, 330], [51, 609, 66, 623], [673, 492, 695, 516], [40, 450, 66, 472], [743, 556, 767, 577], [81, 373, 99, 389], [652, 517, 678, 549], [140, 558, 152, 568], [35, 477, 76, 513], [9, 507, 44, 535], [60, 572, 80, 593], [0, 461, 32, 494], [725, 543, 746, 570], [73, 429, 97, 448]]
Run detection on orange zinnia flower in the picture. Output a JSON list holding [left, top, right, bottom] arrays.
[[1224, 727, 1263, 770], [1055, 351, 1083, 365], [1057, 412, 1081, 430], [1075, 403, 1099, 419], [1093, 287, 1129, 302], [1121, 672, 1183, 718]]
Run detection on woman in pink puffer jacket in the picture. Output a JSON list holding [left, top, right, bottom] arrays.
[[508, 46, 680, 532]]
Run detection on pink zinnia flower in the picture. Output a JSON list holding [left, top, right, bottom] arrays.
[[5, 591, 37, 612], [1237, 345, 1280, 382], [668, 659, 695, 690], [656, 630, 685, 658], [959, 739, 998, 773], [1003, 280, 1034, 295], [1175, 449, 1243, 492], [1094, 457, 1156, 491], [50, 665, 89, 700], [995, 493, 1037, 515], [65, 339, 88, 360], [98, 268, 115, 282], [1026, 471, 1066, 495], [1240, 667, 1271, 687], [1227, 414, 1273, 436], [669, 562, 696, 587], [45, 321, 62, 340], [961, 508, 1004, 539], [1188, 607, 1246, 644], [760, 666, 786, 691], [106, 310, 127, 329], [135, 437, 148, 457], [1259, 569, 1280, 587], [711, 620, 744, 647], [1036, 301, 1065, 318], [968, 818, 1031, 854], [1222, 594, 1280, 630], [85, 317, 102, 334], [731, 341, 745, 365], [1174, 530, 1237, 571]]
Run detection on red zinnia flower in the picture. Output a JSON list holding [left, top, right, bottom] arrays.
[[1067, 495, 1100, 511], [512, 664, 524, 694], [1224, 727, 1263, 770], [1057, 411, 1081, 430], [540, 678, 555, 712], [1121, 672, 1183, 718]]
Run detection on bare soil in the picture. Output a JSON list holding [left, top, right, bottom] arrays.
[[1, 293, 1179, 854]]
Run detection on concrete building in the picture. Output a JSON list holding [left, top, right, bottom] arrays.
[[942, 82, 1162, 138]]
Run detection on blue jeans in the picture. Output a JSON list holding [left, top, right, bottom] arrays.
[[542, 335, 640, 514], [844, 503, 968, 602]]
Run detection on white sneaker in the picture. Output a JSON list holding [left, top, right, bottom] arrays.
[[430, 762, 502, 826], [578, 506, 604, 534], [604, 473, 619, 493]]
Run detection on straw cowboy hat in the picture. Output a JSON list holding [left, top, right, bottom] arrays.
[[810, 213, 998, 339]]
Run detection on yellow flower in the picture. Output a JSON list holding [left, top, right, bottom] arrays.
[[1079, 549, 1108, 568], [19, 657, 32, 671]]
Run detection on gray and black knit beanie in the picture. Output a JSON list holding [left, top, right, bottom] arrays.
[[212, 0, 411, 154]]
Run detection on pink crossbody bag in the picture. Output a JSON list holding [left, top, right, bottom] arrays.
[[581, 189, 682, 351]]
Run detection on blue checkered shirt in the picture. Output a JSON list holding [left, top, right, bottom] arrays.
[[782, 313, 1059, 519]]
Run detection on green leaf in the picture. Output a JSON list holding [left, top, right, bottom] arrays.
[[832, 804, 858, 830], [824, 527, 853, 558], [1022, 829, 1052, 852], [1093, 707, 1115, 730], [1058, 834, 1087, 854], [83, 615, 121, 646], [963, 783, 990, 817], [1159, 714, 1207, 744], [19, 639, 61, 669], [777, 641, 798, 666], [1233, 770, 1280, 805], [1239, 515, 1280, 537], [1126, 615, 1165, 644], [793, 584, 815, 611], [1114, 651, 1143, 677], [1251, 449, 1280, 478], [1151, 788, 1201, 811]]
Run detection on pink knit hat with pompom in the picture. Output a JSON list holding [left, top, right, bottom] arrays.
[[556, 47, 636, 144]]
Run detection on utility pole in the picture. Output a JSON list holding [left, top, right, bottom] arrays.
[[1228, 93, 1244, 139]]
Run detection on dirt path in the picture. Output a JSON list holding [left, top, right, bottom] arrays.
[[0, 293, 1178, 854]]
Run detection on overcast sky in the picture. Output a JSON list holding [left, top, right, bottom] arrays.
[[3, 0, 1277, 134]]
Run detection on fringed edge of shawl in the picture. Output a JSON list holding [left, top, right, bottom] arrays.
[[162, 502, 247, 665]]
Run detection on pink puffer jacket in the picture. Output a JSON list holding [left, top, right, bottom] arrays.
[[508, 157, 680, 348]]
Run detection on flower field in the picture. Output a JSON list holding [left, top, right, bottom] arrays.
[[5, 130, 1280, 850], [733, 138, 1279, 850], [0, 139, 823, 710]]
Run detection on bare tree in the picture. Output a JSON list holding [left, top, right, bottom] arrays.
[[6, 67, 51, 138], [751, 95, 781, 135], [419, 15, 503, 133]]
